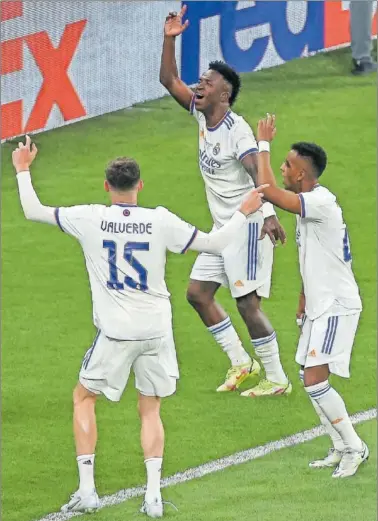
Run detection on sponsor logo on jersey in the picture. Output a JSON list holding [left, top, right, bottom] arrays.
[[234, 280, 244, 287], [308, 349, 317, 357], [199, 149, 221, 175]]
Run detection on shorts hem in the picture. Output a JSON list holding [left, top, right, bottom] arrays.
[[296, 360, 350, 379], [230, 279, 272, 299], [79, 377, 122, 402], [189, 274, 227, 287]]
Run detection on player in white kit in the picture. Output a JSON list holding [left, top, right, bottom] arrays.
[[160, 6, 291, 397], [12, 137, 267, 517], [255, 115, 369, 479]]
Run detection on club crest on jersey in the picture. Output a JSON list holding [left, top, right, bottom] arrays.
[[123, 209, 130, 216], [213, 143, 220, 156]]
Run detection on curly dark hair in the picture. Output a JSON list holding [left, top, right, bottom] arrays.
[[209, 60, 241, 106]]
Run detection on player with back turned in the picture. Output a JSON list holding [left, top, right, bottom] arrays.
[[12, 136, 267, 518]]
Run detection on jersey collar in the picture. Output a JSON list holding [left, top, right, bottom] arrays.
[[113, 203, 138, 207], [207, 110, 232, 132]]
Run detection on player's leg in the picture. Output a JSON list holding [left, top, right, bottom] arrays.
[[73, 382, 98, 489], [222, 226, 289, 396], [236, 290, 290, 396], [138, 394, 164, 503], [187, 253, 258, 391], [298, 367, 344, 467], [134, 336, 178, 518], [62, 332, 136, 512], [301, 313, 368, 478], [61, 381, 100, 513], [295, 318, 344, 467]]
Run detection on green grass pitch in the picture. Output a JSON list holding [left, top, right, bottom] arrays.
[[1, 47, 376, 521]]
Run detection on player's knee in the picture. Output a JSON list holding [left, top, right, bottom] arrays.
[[236, 292, 259, 317], [186, 283, 209, 308], [138, 394, 161, 418], [303, 365, 329, 388], [73, 382, 96, 407]]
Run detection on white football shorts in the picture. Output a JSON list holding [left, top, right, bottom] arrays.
[[190, 217, 274, 298], [296, 309, 361, 378], [79, 330, 179, 401]]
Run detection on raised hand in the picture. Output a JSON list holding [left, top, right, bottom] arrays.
[[164, 4, 189, 37], [257, 113, 276, 143], [12, 135, 38, 173]]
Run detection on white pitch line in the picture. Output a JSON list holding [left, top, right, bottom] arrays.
[[36, 408, 376, 521]]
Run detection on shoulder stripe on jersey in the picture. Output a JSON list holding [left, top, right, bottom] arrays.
[[54, 207, 65, 232], [207, 110, 231, 132], [238, 148, 258, 161], [181, 228, 198, 254], [190, 94, 196, 115], [223, 114, 235, 131], [298, 193, 306, 218], [225, 113, 235, 127]]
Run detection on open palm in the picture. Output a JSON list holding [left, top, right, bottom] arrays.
[[164, 5, 189, 37]]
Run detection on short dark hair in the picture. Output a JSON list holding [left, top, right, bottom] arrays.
[[105, 157, 140, 190], [291, 142, 327, 178], [209, 60, 241, 106]]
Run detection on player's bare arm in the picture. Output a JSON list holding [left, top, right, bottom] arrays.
[[160, 5, 193, 110], [256, 115, 302, 215], [241, 152, 286, 245]]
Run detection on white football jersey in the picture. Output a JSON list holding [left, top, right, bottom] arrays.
[[296, 185, 362, 320], [55, 204, 197, 340], [190, 95, 261, 228]]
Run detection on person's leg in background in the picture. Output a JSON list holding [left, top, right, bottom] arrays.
[[350, 0, 377, 75]]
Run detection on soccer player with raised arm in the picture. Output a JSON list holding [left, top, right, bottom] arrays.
[[255, 115, 368, 478], [12, 137, 267, 517], [159, 5, 291, 397]]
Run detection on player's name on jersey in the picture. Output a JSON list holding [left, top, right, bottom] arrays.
[[100, 221, 152, 234]]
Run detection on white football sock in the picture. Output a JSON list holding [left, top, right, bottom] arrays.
[[145, 457, 162, 503], [252, 332, 288, 384], [299, 369, 344, 451], [305, 381, 362, 452], [208, 317, 251, 366], [77, 454, 95, 495]]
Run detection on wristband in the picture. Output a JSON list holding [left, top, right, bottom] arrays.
[[262, 201, 276, 219], [258, 141, 270, 153]]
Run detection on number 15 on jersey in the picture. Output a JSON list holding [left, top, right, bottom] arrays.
[[103, 240, 149, 291]]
